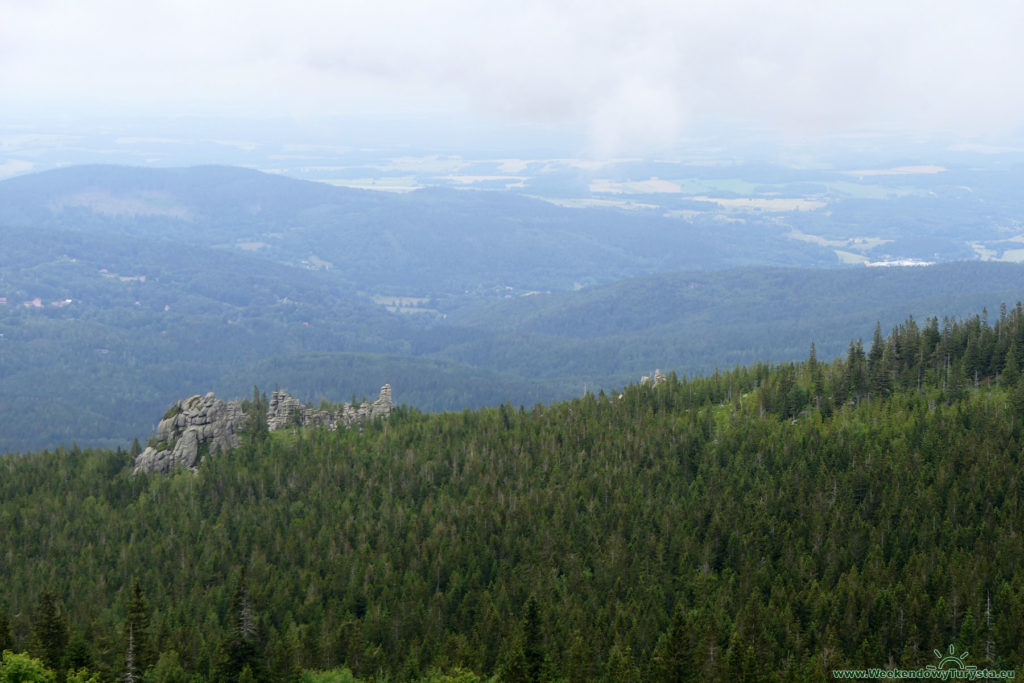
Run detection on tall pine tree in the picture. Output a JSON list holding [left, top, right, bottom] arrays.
[[0, 605, 13, 653], [522, 595, 545, 682], [31, 591, 67, 674], [123, 581, 154, 680], [218, 572, 264, 682]]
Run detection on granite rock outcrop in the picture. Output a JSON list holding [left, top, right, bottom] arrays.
[[134, 385, 392, 475], [267, 384, 393, 431], [640, 369, 666, 387]]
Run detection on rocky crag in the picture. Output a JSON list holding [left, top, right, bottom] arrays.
[[133, 385, 392, 475], [266, 385, 392, 431], [640, 369, 666, 387]]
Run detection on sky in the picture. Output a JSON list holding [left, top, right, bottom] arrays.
[[3, 0, 1024, 161]]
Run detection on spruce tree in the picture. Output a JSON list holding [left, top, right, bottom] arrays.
[[123, 580, 154, 677], [498, 630, 529, 683], [150, 651, 190, 683], [868, 322, 893, 397], [0, 606, 13, 653], [219, 572, 264, 682], [564, 629, 593, 683], [1011, 373, 1024, 423], [31, 591, 67, 674], [604, 643, 640, 682], [247, 386, 269, 440], [649, 603, 692, 683], [522, 595, 545, 682], [868, 322, 885, 371], [65, 629, 93, 673], [1004, 341, 1020, 386], [808, 342, 824, 405], [845, 340, 868, 400], [958, 608, 978, 657]]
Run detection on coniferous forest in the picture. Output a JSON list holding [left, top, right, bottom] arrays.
[[5, 305, 1024, 681]]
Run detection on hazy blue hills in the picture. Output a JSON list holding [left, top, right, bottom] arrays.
[[433, 261, 1024, 380], [5, 165, 1024, 452], [0, 164, 838, 297]]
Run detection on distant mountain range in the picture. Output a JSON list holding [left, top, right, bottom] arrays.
[[0, 164, 837, 297], [3, 165, 1024, 452]]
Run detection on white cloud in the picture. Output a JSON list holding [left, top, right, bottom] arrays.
[[0, 159, 34, 178], [2, 0, 1023, 155]]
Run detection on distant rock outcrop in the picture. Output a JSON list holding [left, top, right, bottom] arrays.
[[640, 369, 667, 387], [266, 384, 392, 431], [133, 385, 392, 475]]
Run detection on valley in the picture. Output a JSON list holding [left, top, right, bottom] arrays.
[[4, 164, 1024, 453]]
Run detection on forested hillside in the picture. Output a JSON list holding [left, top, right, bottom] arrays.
[[4, 304, 1024, 680]]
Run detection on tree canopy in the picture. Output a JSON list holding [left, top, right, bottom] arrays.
[[3, 305, 1024, 680]]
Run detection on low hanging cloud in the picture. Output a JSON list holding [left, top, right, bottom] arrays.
[[2, 0, 1023, 155]]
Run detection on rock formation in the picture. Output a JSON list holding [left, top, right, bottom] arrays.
[[133, 385, 392, 475], [640, 369, 667, 387], [132, 392, 246, 475], [266, 384, 393, 431]]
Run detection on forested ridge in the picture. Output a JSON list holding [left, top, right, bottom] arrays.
[[5, 305, 1024, 680]]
